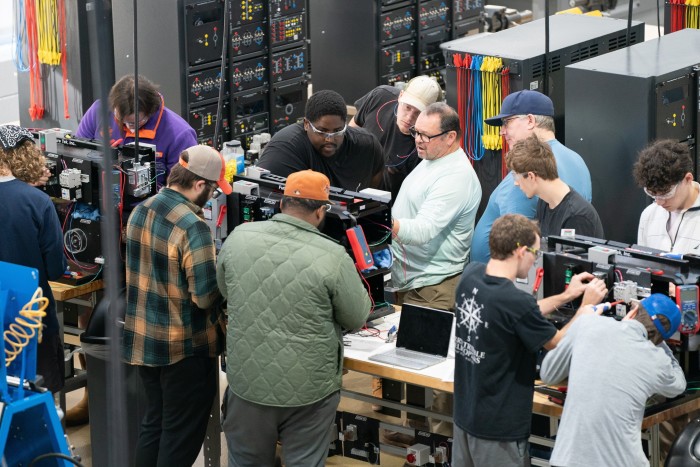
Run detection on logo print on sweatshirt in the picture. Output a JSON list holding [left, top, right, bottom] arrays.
[[457, 288, 484, 335]]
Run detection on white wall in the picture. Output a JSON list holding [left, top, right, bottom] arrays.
[[0, 3, 19, 124]]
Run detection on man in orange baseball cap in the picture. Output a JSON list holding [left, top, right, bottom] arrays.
[[217, 169, 371, 466]]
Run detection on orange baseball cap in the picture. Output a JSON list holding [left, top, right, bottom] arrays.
[[284, 170, 331, 201]]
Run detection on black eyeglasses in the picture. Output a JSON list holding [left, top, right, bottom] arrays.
[[409, 127, 450, 143]]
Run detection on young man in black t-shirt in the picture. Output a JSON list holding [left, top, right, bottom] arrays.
[[350, 76, 442, 200], [257, 90, 384, 191], [453, 214, 606, 467], [507, 135, 604, 239]]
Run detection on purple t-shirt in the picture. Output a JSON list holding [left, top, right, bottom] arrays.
[[76, 96, 197, 187]]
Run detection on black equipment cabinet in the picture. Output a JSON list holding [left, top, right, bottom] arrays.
[[565, 28, 700, 244]]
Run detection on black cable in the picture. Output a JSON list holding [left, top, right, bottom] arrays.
[[28, 453, 84, 467], [626, 0, 634, 46], [214, 0, 231, 150], [657, 0, 662, 37], [544, 0, 550, 97], [133, 0, 139, 150]]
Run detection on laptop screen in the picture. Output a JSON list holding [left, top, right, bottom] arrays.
[[396, 304, 454, 357]]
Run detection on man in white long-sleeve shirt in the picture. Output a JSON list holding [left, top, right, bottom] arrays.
[[389, 102, 481, 436], [390, 102, 481, 310], [540, 294, 686, 467]]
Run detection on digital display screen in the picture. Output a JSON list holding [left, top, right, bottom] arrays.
[[662, 86, 686, 105]]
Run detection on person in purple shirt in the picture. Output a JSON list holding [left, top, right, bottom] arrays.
[[70, 75, 197, 426], [76, 75, 197, 189]]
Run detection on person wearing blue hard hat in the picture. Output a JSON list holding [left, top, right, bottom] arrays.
[[541, 294, 685, 467]]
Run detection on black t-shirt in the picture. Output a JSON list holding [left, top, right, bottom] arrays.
[[536, 187, 605, 239], [454, 262, 557, 441], [354, 86, 420, 200], [256, 123, 384, 191]]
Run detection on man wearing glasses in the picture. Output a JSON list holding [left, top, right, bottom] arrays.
[[76, 74, 197, 189], [349, 76, 442, 201], [507, 135, 604, 239], [388, 102, 481, 436], [471, 90, 592, 263], [454, 214, 607, 467], [633, 139, 700, 255], [391, 102, 481, 311], [257, 90, 384, 191]]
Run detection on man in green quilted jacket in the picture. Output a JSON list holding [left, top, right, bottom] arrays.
[[217, 169, 371, 467]]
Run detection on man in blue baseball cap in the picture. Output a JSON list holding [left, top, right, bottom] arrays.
[[541, 294, 685, 467], [472, 90, 593, 263]]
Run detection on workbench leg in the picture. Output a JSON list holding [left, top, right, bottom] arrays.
[[650, 425, 660, 467]]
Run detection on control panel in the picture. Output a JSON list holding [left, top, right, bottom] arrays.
[[271, 46, 307, 82], [231, 22, 268, 58]]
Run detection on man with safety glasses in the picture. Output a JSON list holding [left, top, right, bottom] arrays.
[[634, 139, 700, 255], [257, 90, 384, 191], [349, 76, 442, 201]]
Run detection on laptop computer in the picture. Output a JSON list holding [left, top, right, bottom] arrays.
[[368, 303, 454, 370]]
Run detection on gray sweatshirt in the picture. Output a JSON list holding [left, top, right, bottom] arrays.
[[540, 314, 686, 467]]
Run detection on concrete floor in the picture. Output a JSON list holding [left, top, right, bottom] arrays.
[[64, 368, 410, 466]]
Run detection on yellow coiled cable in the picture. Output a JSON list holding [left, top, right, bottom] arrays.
[[4, 287, 48, 367]]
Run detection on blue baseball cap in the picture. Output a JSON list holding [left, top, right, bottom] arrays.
[[484, 90, 555, 126], [640, 293, 681, 340]]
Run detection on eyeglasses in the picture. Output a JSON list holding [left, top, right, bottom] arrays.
[[307, 120, 347, 139], [502, 115, 525, 129], [644, 182, 680, 201], [517, 242, 542, 258], [123, 115, 149, 131], [409, 127, 450, 143]]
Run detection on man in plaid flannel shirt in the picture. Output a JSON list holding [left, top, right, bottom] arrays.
[[123, 145, 232, 467]]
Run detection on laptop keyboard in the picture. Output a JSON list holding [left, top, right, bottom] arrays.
[[370, 348, 446, 370]]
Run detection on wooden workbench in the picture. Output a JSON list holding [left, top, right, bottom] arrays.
[[343, 352, 700, 467], [49, 279, 104, 302]]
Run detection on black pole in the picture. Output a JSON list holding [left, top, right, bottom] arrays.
[[133, 0, 139, 149], [544, 0, 550, 97], [213, 0, 230, 150], [90, 0, 128, 466]]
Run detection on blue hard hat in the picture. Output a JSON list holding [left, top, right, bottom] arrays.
[[640, 293, 681, 340]]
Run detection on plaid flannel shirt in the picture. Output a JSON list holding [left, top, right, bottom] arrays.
[[123, 187, 224, 366]]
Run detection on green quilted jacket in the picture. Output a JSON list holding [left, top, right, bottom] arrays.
[[216, 213, 371, 406]]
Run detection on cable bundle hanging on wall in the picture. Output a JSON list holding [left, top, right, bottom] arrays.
[[18, 0, 70, 121], [451, 53, 510, 163], [669, 0, 700, 31], [481, 56, 504, 152], [686, 0, 700, 29]]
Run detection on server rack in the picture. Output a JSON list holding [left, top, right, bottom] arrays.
[[112, 0, 230, 147], [113, 0, 309, 151], [309, 0, 482, 105], [566, 28, 700, 244]]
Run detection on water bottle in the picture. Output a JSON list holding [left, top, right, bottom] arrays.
[[222, 140, 244, 180]]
